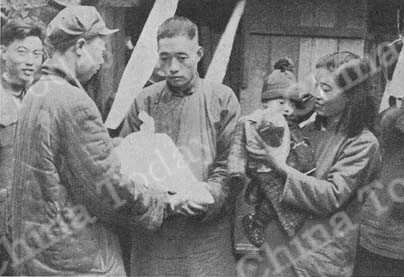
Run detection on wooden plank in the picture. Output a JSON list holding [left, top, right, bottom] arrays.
[[249, 26, 366, 39], [298, 38, 315, 82], [313, 38, 338, 64], [244, 0, 280, 34], [344, 0, 367, 30], [299, 0, 337, 28], [338, 39, 365, 56], [199, 24, 213, 77], [316, 0, 337, 28], [300, 0, 316, 27], [298, 37, 338, 81], [239, 34, 271, 115], [105, 0, 179, 129], [225, 26, 243, 96], [95, 6, 127, 119], [269, 36, 300, 77], [98, 0, 141, 7], [247, 0, 366, 38], [205, 0, 246, 83]]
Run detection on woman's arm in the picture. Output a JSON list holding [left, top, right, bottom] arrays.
[[279, 137, 381, 216]]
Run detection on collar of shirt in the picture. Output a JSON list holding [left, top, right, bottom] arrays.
[[1, 73, 26, 99], [166, 74, 201, 97], [313, 114, 341, 132], [41, 58, 84, 91]]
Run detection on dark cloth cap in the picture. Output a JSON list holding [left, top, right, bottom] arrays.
[[46, 5, 118, 49]]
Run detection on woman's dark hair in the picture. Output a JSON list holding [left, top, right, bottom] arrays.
[[316, 51, 377, 138], [1, 20, 44, 46]]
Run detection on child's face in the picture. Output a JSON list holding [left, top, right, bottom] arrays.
[[262, 98, 294, 117]]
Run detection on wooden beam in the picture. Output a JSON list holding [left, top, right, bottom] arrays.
[[249, 26, 367, 40], [205, 0, 246, 83], [97, 0, 141, 7]]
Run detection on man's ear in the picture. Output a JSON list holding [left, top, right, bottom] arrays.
[[74, 38, 87, 56], [196, 46, 204, 62]]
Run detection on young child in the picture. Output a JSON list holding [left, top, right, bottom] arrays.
[[228, 67, 316, 247]]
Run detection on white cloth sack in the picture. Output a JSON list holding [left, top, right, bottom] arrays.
[[115, 112, 214, 204]]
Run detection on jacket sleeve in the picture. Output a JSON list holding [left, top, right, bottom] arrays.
[[395, 111, 404, 134], [61, 95, 167, 231], [119, 99, 143, 137], [203, 91, 242, 221], [281, 136, 381, 216], [227, 118, 248, 181]]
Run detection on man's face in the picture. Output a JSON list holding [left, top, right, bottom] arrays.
[[76, 36, 107, 82], [1, 36, 44, 86], [158, 36, 202, 89]]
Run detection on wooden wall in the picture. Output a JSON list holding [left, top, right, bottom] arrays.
[[88, 4, 128, 120], [239, 0, 368, 115]]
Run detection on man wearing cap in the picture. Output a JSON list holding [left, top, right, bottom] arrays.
[[9, 6, 169, 276]]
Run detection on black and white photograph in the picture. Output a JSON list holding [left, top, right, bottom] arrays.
[[0, 0, 403, 276]]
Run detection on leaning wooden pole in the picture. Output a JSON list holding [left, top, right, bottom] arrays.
[[205, 0, 246, 83]]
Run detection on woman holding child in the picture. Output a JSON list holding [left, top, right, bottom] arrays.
[[231, 52, 382, 277]]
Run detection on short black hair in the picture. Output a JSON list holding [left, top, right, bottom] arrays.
[[157, 16, 198, 42], [1, 20, 44, 46]]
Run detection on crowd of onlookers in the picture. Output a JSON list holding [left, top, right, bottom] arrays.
[[0, 3, 403, 277]]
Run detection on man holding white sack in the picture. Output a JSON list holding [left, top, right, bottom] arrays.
[[10, 6, 170, 276], [121, 16, 241, 276]]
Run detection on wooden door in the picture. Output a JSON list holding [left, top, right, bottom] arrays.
[[239, 0, 368, 115]]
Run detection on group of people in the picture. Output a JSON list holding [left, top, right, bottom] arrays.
[[0, 4, 403, 277]]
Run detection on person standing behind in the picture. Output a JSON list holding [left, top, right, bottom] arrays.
[[9, 6, 170, 276], [355, 35, 404, 277], [0, 20, 44, 274], [121, 16, 241, 277], [354, 106, 404, 277]]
